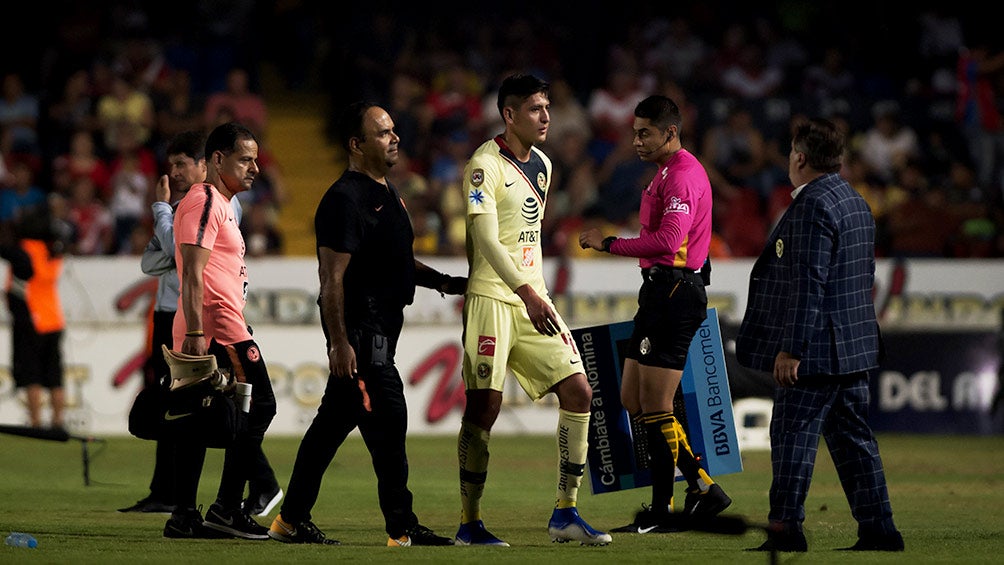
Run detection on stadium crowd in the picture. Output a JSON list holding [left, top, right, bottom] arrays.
[[2, 1, 1002, 260], [0, 1, 287, 258]]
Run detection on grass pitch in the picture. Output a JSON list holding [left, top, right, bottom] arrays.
[[1, 432, 1002, 563]]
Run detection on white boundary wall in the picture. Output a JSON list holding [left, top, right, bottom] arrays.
[[0, 256, 1000, 436]]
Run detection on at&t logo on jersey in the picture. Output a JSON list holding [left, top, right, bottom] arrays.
[[520, 197, 539, 224], [517, 230, 538, 243]]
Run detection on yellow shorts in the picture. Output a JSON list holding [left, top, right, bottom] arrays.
[[462, 293, 583, 400]]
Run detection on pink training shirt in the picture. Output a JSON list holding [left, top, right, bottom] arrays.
[[609, 148, 712, 271], [172, 183, 251, 348]]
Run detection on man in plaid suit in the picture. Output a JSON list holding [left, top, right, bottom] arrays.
[[736, 118, 903, 553]]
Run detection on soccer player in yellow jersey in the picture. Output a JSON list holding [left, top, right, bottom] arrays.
[[455, 74, 611, 547]]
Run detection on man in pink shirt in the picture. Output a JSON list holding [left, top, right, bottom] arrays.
[[579, 95, 731, 533], [164, 122, 276, 540]]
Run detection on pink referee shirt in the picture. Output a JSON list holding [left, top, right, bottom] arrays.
[[172, 183, 251, 348], [610, 148, 712, 271]]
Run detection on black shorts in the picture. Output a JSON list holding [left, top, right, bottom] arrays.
[[12, 327, 63, 389], [626, 266, 707, 370]]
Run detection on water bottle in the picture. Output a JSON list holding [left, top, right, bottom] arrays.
[[5, 532, 37, 548]]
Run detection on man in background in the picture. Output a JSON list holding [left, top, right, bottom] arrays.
[[121, 130, 281, 517], [165, 122, 277, 540], [269, 102, 460, 547], [4, 201, 66, 430], [736, 118, 904, 552]]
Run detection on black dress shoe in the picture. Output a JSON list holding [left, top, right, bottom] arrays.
[[118, 496, 176, 513], [838, 531, 904, 551], [747, 531, 808, 552]]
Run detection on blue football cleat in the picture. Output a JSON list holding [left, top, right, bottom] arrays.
[[455, 520, 510, 546], [548, 507, 612, 545]]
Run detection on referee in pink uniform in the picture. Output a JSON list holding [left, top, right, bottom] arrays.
[[580, 94, 731, 533]]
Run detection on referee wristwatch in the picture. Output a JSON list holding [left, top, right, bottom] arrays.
[[601, 236, 617, 252]]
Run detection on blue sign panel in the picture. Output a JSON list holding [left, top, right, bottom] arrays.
[[574, 308, 743, 495]]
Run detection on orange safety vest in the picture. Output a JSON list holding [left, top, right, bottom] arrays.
[[6, 239, 64, 333]]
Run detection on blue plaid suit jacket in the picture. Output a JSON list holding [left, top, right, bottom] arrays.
[[736, 172, 880, 376]]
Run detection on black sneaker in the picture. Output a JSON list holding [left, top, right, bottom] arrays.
[[388, 524, 455, 546], [609, 504, 685, 534], [268, 514, 340, 545], [120, 496, 176, 514], [243, 486, 283, 517], [164, 507, 233, 539], [203, 503, 269, 540], [683, 484, 732, 517]]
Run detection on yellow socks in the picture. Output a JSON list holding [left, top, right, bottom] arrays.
[[458, 419, 491, 523], [555, 409, 589, 509], [673, 418, 714, 491]]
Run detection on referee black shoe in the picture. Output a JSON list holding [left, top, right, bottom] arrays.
[[610, 504, 685, 534], [683, 484, 732, 517]]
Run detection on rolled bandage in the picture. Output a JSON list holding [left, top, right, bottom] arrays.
[[235, 382, 252, 413]]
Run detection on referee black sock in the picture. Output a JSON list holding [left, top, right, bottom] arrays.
[[642, 411, 676, 513]]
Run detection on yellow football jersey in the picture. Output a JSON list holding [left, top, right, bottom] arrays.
[[463, 135, 551, 305]]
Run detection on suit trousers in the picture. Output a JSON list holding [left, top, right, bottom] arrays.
[[768, 372, 898, 538]]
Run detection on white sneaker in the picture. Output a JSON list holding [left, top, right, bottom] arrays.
[[244, 487, 283, 517]]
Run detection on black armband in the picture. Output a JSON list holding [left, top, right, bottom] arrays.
[[415, 268, 449, 290], [601, 236, 617, 253]]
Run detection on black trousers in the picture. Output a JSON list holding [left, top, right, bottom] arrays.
[[280, 332, 417, 537], [146, 309, 176, 503], [172, 338, 278, 512]]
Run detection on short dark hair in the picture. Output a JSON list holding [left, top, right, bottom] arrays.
[[336, 101, 377, 151], [634, 95, 682, 133], [496, 74, 549, 117], [205, 122, 257, 158], [165, 130, 206, 162], [793, 117, 844, 173]]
